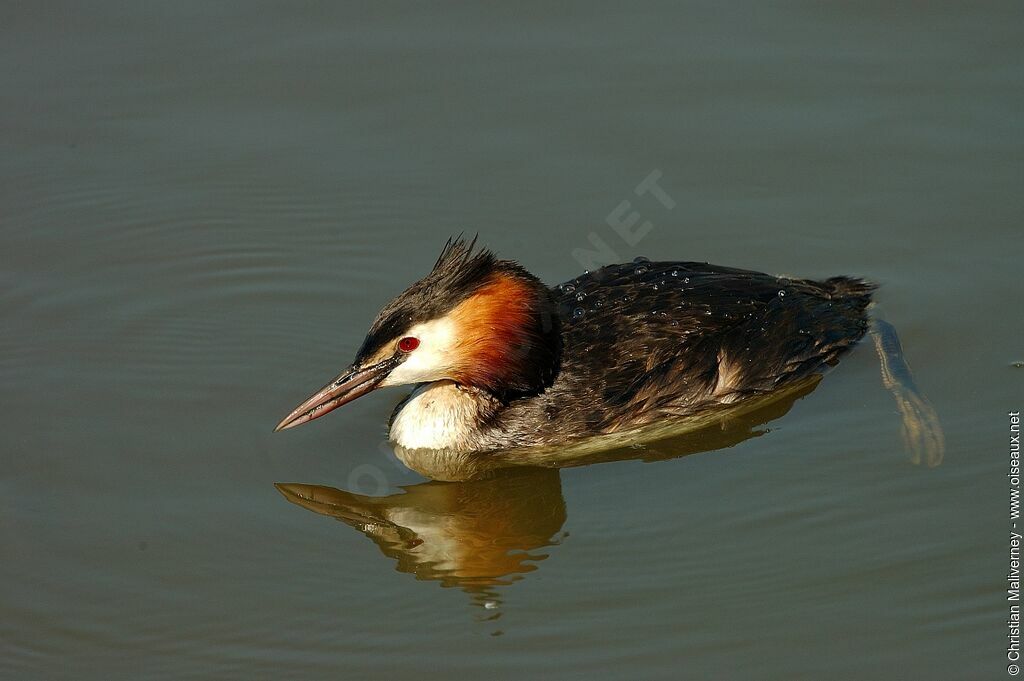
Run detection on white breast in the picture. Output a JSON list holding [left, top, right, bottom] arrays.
[[389, 381, 482, 451]]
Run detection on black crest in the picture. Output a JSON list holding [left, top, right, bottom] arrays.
[[354, 236, 513, 361], [428, 235, 500, 299]]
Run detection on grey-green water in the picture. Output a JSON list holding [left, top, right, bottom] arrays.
[[2, 3, 1021, 679]]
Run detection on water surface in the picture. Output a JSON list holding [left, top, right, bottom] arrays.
[[2, 3, 1020, 679]]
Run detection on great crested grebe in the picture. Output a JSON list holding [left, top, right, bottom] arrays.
[[275, 237, 943, 464]]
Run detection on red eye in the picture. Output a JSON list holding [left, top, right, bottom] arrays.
[[398, 336, 420, 353]]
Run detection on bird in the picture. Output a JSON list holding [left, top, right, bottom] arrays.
[[275, 237, 943, 466]]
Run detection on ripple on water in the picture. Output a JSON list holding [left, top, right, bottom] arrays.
[[3, 171, 416, 401]]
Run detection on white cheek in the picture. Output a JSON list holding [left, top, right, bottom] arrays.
[[379, 318, 458, 387]]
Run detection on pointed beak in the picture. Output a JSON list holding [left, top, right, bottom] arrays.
[[274, 356, 399, 432]]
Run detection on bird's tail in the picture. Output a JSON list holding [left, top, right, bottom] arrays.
[[824, 276, 877, 300]]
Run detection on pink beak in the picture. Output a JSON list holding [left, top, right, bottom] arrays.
[[274, 357, 399, 432]]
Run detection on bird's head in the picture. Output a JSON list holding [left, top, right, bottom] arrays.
[[275, 237, 561, 432]]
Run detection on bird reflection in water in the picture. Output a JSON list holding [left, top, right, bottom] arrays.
[[275, 378, 826, 613], [276, 468, 566, 615]]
